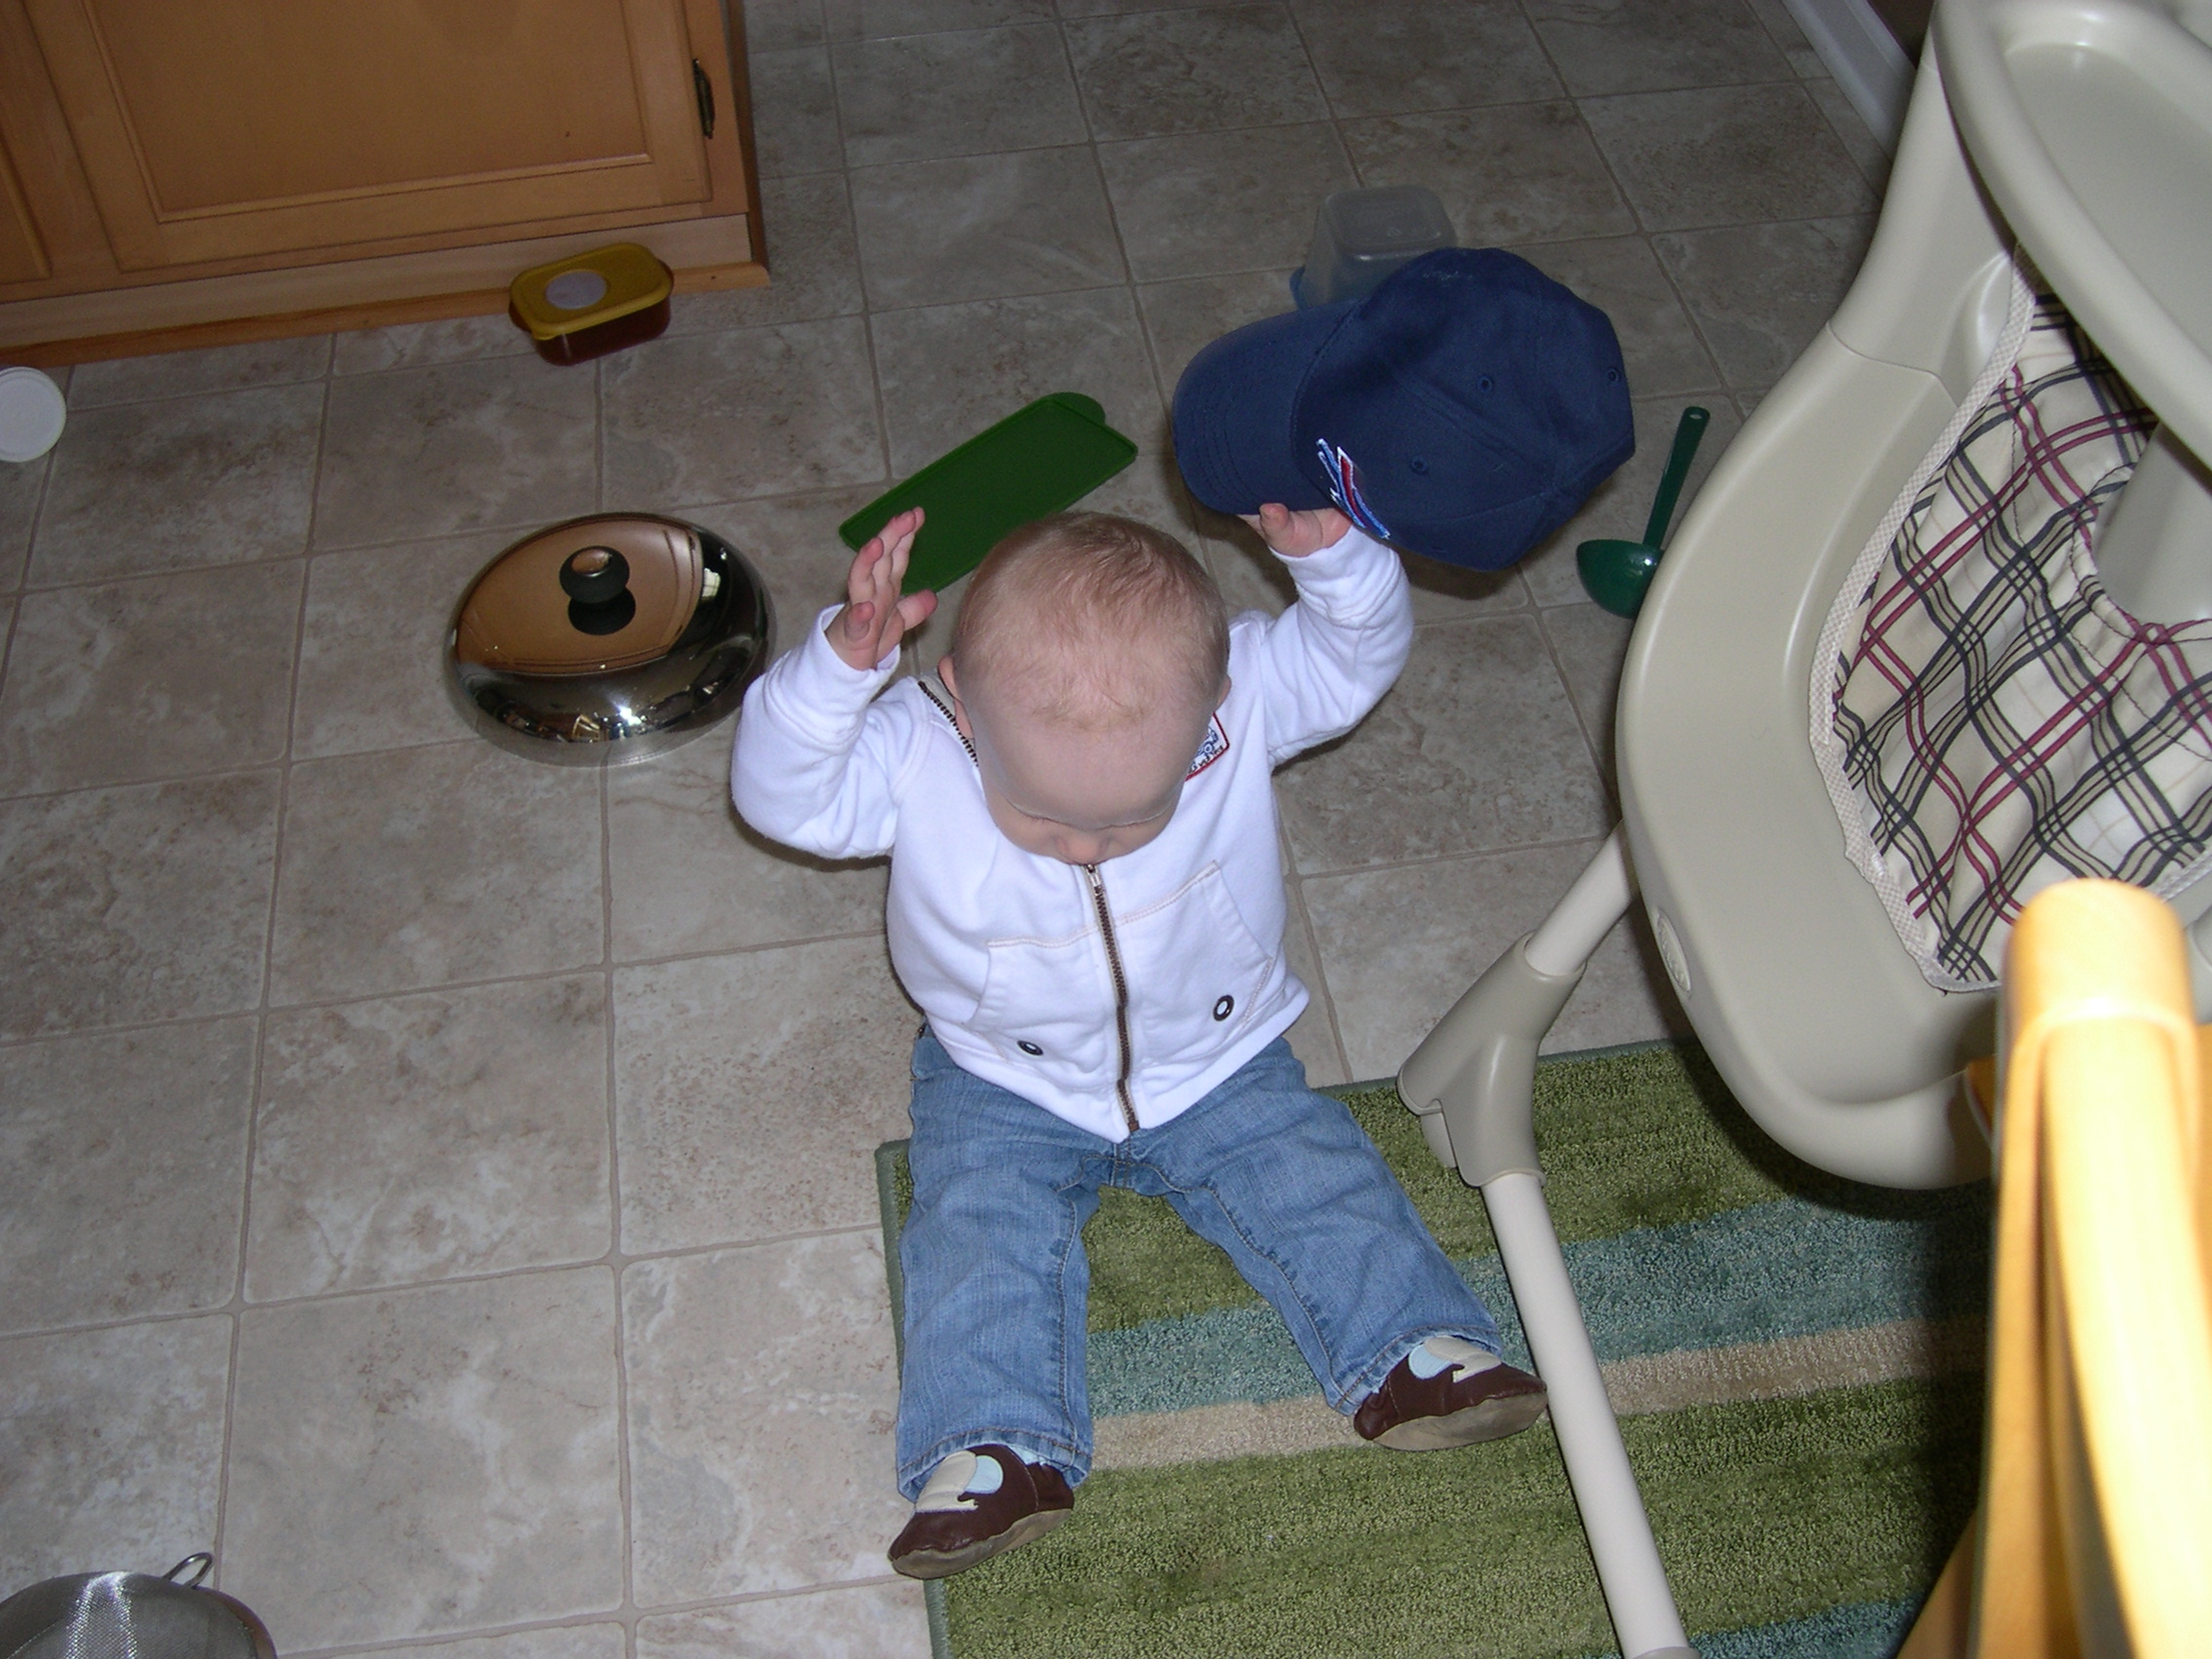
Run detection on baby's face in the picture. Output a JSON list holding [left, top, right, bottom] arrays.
[[948, 669, 1218, 866]]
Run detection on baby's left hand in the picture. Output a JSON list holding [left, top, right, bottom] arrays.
[[1240, 501, 1350, 558]]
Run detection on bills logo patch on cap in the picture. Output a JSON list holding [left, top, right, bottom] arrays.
[[1315, 440, 1391, 542]]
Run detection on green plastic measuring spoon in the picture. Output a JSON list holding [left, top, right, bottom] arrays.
[[1576, 404, 1711, 618]]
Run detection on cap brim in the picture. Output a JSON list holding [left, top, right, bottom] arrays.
[[1171, 300, 1352, 517]]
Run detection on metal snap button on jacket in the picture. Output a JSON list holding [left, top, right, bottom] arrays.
[[1213, 996, 1235, 1020], [449, 513, 772, 763], [1018, 1040, 1045, 1055]]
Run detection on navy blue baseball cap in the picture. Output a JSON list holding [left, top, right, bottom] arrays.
[[1172, 248, 1634, 571]]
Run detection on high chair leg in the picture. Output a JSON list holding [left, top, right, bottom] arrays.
[[1399, 827, 1697, 1659], [1400, 828, 1635, 1178], [1483, 1171, 1695, 1659]]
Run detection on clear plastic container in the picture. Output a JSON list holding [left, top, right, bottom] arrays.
[[1294, 186, 1457, 308]]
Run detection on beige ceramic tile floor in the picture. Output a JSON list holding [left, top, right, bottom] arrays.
[[0, 0, 1886, 1651]]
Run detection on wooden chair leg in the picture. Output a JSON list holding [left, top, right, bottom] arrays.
[[1897, 1510, 1977, 1659]]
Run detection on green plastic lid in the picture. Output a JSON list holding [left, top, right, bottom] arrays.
[[839, 393, 1139, 594]]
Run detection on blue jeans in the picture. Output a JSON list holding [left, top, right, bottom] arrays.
[[895, 1029, 1500, 1498]]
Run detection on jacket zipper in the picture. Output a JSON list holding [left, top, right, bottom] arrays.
[[918, 679, 977, 763], [928, 680, 1137, 1132], [1084, 863, 1140, 1135]]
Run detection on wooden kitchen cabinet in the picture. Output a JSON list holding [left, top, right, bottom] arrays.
[[0, 142, 46, 284], [0, 0, 762, 361]]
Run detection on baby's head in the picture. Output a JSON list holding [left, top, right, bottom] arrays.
[[940, 512, 1229, 866]]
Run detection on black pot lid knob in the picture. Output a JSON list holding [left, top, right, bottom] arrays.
[[561, 546, 630, 604]]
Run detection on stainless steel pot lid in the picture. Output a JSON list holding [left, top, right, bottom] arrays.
[[0, 1555, 275, 1659], [449, 512, 773, 763]]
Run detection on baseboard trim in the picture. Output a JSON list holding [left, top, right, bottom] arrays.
[[1781, 0, 1916, 151]]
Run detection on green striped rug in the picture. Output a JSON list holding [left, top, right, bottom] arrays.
[[874, 1042, 1989, 1659]]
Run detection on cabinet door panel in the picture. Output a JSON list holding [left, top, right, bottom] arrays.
[[27, 0, 711, 270], [0, 141, 47, 281]]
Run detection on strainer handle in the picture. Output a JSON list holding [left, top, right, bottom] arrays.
[[164, 1554, 213, 1588]]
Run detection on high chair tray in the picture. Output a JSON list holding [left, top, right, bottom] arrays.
[[1937, 0, 2212, 459], [838, 393, 1138, 596]]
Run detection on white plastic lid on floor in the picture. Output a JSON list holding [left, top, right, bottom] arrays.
[[0, 365, 66, 463]]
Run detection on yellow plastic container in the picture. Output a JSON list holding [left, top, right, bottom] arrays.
[[507, 242, 673, 365]]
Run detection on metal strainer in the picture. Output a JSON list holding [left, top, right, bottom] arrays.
[[0, 1556, 274, 1659]]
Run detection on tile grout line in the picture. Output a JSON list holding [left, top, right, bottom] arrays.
[[7, 819, 1641, 1050], [0, 756, 274, 810], [208, 1302, 246, 1591], [14, 539, 450, 599], [1805, 75, 1894, 191], [840, 179, 1862, 323], [1288, 824, 1634, 888], [1525, 0, 1733, 402], [55, 367, 333, 413], [595, 742, 643, 1648], [0, 1218, 887, 1346], [9, 547, 322, 605], [0, 923, 898, 1053], [837, 0, 1259, 46], [0, 557, 22, 688], [1530, 598, 1616, 792], [1645, 238, 1737, 397], [1051, 14, 1103, 178], [209, 357, 337, 1590], [1275, 0, 1342, 132], [1505, 0, 1573, 113], [11, 416, 58, 600], [269, 1570, 923, 1659], [1556, 83, 1654, 249], [834, 78, 1804, 175], [1052, 9, 1165, 431], [826, 21, 900, 495], [1649, 239, 1770, 399], [593, 353, 607, 515], [1527, 20, 1819, 406]]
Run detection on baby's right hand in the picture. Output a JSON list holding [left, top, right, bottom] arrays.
[[1240, 501, 1350, 558], [830, 506, 937, 671]]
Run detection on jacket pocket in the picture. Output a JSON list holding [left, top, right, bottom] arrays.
[[969, 929, 1115, 1081], [1115, 863, 1276, 1071]]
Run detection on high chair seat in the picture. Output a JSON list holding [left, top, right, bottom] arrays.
[[1618, 0, 2212, 1185]]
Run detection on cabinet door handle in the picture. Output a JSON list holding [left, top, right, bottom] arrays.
[[691, 60, 716, 137]]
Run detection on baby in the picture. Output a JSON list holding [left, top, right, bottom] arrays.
[[731, 500, 1544, 1580]]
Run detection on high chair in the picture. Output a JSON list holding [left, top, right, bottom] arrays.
[[1395, 0, 2212, 1651], [1896, 878, 2212, 1656]]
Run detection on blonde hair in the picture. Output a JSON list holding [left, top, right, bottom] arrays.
[[950, 512, 1229, 730]]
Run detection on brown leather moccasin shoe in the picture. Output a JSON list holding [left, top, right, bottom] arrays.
[[888, 1445, 1074, 1580], [1353, 1341, 1549, 1452]]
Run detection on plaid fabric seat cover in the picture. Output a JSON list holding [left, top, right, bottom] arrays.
[[1816, 292, 2209, 991]]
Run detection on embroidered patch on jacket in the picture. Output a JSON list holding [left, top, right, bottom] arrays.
[[1315, 439, 1391, 541], [1187, 715, 1230, 779]]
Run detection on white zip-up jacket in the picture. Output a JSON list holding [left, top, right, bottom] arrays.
[[731, 525, 1412, 1143]]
